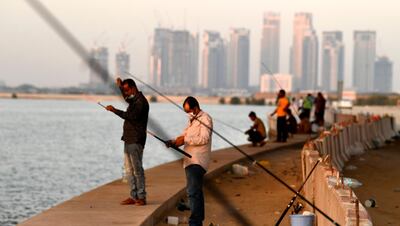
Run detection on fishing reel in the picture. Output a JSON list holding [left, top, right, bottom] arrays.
[[292, 202, 304, 214]]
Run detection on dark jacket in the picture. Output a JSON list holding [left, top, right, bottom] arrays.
[[114, 92, 149, 146]]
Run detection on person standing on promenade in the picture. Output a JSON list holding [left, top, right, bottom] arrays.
[[314, 92, 326, 126], [270, 89, 289, 142], [106, 78, 149, 206], [286, 108, 298, 137], [245, 111, 267, 146], [167, 96, 213, 226], [300, 93, 313, 120]]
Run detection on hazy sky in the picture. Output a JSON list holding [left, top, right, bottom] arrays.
[[0, 0, 399, 92]]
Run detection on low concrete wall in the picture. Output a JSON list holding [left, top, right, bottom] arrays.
[[301, 114, 398, 226]]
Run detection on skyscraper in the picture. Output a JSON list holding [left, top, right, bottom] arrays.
[[89, 46, 109, 86], [201, 31, 227, 89], [374, 56, 393, 93], [260, 12, 280, 75], [227, 28, 250, 89], [290, 13, 318, 91], [170, 30, 199, 88], [353, 31, 376, 93], [116, 50, 130, 77], [149, 28, 199, 89], [149, 28, 172, 87], [321, 31, 345, 92]]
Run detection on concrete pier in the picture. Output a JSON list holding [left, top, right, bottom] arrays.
[[19, 135, 309, 226]]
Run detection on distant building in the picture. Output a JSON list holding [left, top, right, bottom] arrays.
[[374, 56, 393, 93], [321, 31, 345, 92], [227, 28, 250, 90], [89, 47, 109, 86], [290, 13, 318, 91], [260, 73, 292, 93], [260, 12, 280, 75], [201, 31, 227, 89], [115, 50, 130, 77], [170, 30, 199, 88], [149, 28, 199, 90], [353, 31, 376, 93], [149, 28, 171, 87]]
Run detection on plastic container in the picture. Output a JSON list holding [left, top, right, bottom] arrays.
[[165, 216, 188, 225], [232, 164, 249, 176], [290, 214, 315, 226], [166, 216, 179, 225]]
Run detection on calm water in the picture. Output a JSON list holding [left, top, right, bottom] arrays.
[[0, 99, 273, 225]]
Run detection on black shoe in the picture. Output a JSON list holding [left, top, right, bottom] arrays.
[[177, 199, 190, 211]]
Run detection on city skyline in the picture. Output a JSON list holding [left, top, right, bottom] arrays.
[[1, 0, 399, 93]]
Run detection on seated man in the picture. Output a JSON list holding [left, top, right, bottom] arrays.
[[245, 111, 267, 146]]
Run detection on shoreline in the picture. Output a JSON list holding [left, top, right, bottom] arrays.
[[0, 92, 221, 105]]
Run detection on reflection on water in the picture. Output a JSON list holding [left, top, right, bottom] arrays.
[[0, 99, 272, 225]]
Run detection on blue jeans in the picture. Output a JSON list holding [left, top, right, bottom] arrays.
[[124, 143, 146, 199], [185, 164, 206, 226]]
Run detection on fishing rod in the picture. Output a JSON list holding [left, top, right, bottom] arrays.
[[97, 102, 192, 158], [125, 72, 340, 226], [261, 61, 301, 118], [261, 62, 283, 90], [275, 157, 322, 225], [213, 118, 245, 133]]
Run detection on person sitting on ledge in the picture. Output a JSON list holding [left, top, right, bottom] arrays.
[[245, 111, 267, 147]]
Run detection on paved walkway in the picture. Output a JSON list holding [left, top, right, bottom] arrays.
[[19, 135, 309, 226]]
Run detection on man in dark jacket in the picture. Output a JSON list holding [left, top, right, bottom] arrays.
[[106, 78, 149, 206], [314, 92, 326, 126]]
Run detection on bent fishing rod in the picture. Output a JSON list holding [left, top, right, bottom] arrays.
[[261, 62, 283, 90], [97, 102, 192, 158], [261, 62, 301, 118], [275, 157, 322, 225], [125, 71, 340, 226]]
